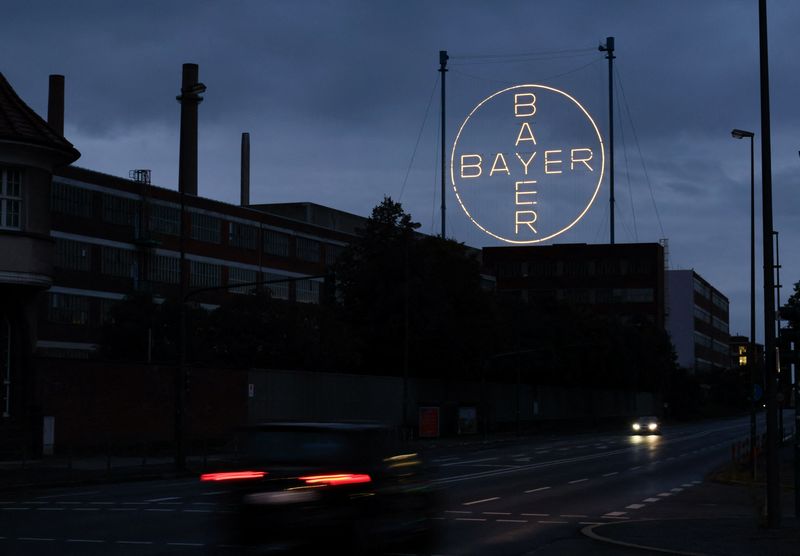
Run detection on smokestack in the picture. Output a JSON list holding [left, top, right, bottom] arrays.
[[177, 63, 205, 196], [47, 75, 65, 136], [240, 132, 250, 206]]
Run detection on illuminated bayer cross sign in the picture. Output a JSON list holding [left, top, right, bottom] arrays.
[[450, 84, 605, 244]]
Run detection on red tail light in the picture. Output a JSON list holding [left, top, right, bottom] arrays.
[[299, 473, 371, 486], [200, 470, 266, 482]]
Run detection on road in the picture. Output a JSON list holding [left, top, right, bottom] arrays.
[[0, 415, 758, 555]]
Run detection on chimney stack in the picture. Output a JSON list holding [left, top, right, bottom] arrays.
[[240, 132, 250, 206], [47, 74, 65, 136], [177, 63, 205, 196]]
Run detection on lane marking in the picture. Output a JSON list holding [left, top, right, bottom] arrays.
[[19, 537, 55, 541], [525, 486, 551, 493], [201, 491, 228, 496], [604, 511, 627, 517], [497, 519, 528, 523], [463, 497, 500, 506], [643, 498, 660, 503], [629, 466, 641, 471], [602, 472, 619, 477], [146, 496, 181, 503], [539, 520, 568, 524], [657, 493, 672, 497], [671, 488, 684, 492], [455, 518, 487, 522], [681, 483, 694, 488], [483, 512, 512, 515], [168, 543, 204, 547], [445, 510, 472, 514], [580, 521, 603, 525], [67, 539, 105, 543], [626, 504, 645, 509], [561, 514, 588, 518], [568, 478, 588, 484], [522, 513, 549, 517], [116, 541, 153, 545]]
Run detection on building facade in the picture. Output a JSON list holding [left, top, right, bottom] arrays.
[[665, 269, 731, 373]]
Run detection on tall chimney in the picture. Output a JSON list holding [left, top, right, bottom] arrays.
[[47, 74, 65, 136], [240, 132, 250, 206], [177, 63, 205, 196]]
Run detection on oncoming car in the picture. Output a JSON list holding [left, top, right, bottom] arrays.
[[201, 421, 440, 554], [630, 415, 661, 435]]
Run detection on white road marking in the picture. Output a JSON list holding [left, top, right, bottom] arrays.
[[168, 542, 204, 546], [497, 519, 528, 523], [630, 466, 641, 470], [580, 521, 603, 525], [604, 511, 627, 517], [122, 502, 146, 505], [442, 457, 499, 467], [522, 513, 549, 517], [657, 493, 672, 497], [36, 491, 98, 499], [483, 512, 511, 515], [561, 514, 588, 518], [626, 504, 645, 509], [692, 480, 701, 484], [681, 483, 694, 488], [74, 508, 99, 511], [643, 498, 660, 502], [538, 520, 568, 524], [19, 537, 55, 541], [463, 497, 500, 506], [671, 488, 684, 492], [201, 490, 229, 496], [116, 541, 153, 545], [602, 472, 619, 477], [568, 478, 588, 484], [67, 539, 105, 543], [146, 496, 181, 503], [455, 517, 487, 522], [445, 510, 472, 514], [525, 486, 550, 493]]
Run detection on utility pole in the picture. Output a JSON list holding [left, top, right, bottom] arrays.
[[774, 231, 783, 444], [758, 0, 780, 527], [599, 37, 615, 244], [439, 50, 448, 239]]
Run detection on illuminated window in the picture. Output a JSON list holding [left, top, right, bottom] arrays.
[[264, 272, 289, 300], [0, 167, 22, 229], [47, 293, 91, 325], [228, 222, 257, 250], [150, 204, 180, 235], [264, 230, 290, 257], [54, 238, 91, 271], [148, 254, 180, 284], [229, 267, 257, 294], [739, 355, 748, 366], [102, 194, 138, 226], [191, 212, 221, 243], [101, 246, 135, 278], [190, 260, 222, 288], [296, 237, 320, 262], [52, 181, 93, 218], [738, 346, 747, 355]]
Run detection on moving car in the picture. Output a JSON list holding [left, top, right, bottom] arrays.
[[201, 421, 440, 554], [630, 415, 661, 435]]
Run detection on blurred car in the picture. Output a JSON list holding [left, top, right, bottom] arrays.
[[201, 421, 440, 554], [630, 415, 661, 434]]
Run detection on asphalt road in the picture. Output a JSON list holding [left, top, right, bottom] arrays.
[[0, 415, 758, 555]]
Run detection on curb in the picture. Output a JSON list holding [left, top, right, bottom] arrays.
[[581, 519, 712, 556]]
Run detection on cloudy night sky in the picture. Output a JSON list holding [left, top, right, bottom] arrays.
[[3, 0, 799, 340]]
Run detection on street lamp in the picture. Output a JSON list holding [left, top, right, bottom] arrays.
[[731, 128, 756, 479]]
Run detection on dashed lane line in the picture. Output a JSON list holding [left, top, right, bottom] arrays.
[[657, 493, 672, 497], [538, 520, 568, 524], [483, 512, 512, 515], [445, 510, 472, 514], [19, 537, 55, 542], [67, 539, 105, 543], [568, 478, 588, 484], [463, 497, 500, 506], [455, 518, 487, 522], [146, 496, 181, 503], [561, 514, 588, 518], [626, 504, 645, 509], [497, 519, 528, 523], [522, 513, 550, 517], [116, 541, 153, 545], [643, 498, 660, 503], [602, 471, 619, 477], [604, 511, 627, 517], [525, 486, 551, 493]]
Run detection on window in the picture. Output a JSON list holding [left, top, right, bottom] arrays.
[[712, 316, 728, 333], [229, 267, 257, 294], [712, 292, 729, 312], [51, 181, 93, 218], [47, 293, 91, 325], [148, 254, 180, 284], [694, 306, 711, 323], [264, 230, 290, 257], [296, 237, 320, 262], [150, 204, 180, 235], [229, 222, 257, 250], [102, 194, 138, 226], [191, 212, 221, 243], [0, 167, 21, 229], [264, 272, 289, 300], [190, 260, 222, 288], [693, 277, 710, 299], [54, 238, 91, 271], [101, 246, 135, 278], [296, 279, 320, 304], [324, 244, 344, 265]]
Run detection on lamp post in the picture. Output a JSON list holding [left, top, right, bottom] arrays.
[[731, 128, 756, 479]]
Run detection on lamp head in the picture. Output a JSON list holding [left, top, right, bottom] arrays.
[[731, 129, 754, 139]]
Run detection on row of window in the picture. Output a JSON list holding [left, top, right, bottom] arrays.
[[693, 331, 730, 355], [52, 183, 343, 264], [555, 287, 655, 304], [498, 258, 654, 279]]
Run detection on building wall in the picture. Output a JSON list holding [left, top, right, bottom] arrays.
[[666, 270, 694, 369]]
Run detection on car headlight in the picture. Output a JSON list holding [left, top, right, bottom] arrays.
[[632, 423, 641, 431], [648, 423, 658, 431]]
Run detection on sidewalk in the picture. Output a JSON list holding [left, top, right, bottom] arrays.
[[583, 442, 800, 556]]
